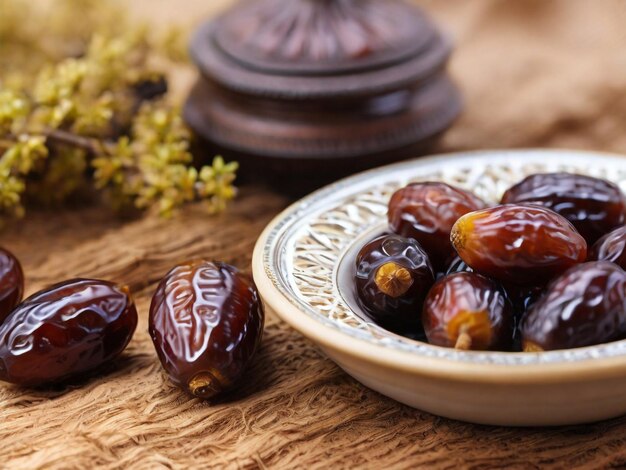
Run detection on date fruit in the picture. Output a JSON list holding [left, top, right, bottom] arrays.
[[589, 225, 626, 269], [451, 204, 587, 284], [422, 273, 514, 350], [355, 234, 434, 330], [388, 182, 485, 270], [0, 247, 24, 323], [521, 261, 626, 351], [0, 279, 137, 386], [149, 261, 264, 399], [501, 172, 626, 244]]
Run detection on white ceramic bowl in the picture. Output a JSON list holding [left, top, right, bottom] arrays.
[[252, 149, 626, 426]]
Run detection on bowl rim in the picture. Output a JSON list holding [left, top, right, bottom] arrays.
[[252, 148, 626, 384]]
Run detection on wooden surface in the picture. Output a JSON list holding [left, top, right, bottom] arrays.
[[3, 1, 626, 468]]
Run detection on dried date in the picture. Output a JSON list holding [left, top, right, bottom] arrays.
[[450, 204, 587, 284], [0, 247, 23, 323], [149, 261, 264, 399], [355, 234, 434, 330], [422, 272, 514, 351], [521, 261, 626, 351], [388, 182, 485, 270], [0, 279, 137, 386], [501, 172, 626, 244]]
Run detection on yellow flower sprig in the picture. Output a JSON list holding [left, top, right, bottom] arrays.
[[0, 4, 237, 225]]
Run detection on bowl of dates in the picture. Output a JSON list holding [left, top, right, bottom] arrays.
[[253, 149, 626, 426]]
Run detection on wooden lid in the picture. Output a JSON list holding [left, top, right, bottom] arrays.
[[190, 0, 452, 98]]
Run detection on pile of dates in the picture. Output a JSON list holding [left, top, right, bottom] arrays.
[[355, 172, 626, 352], [0, 249, 263, 397]]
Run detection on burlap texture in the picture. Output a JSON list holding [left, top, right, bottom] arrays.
[[2, 1, 626, 468]]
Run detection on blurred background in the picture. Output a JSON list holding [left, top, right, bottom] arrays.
[[127, 0, 626, 153]]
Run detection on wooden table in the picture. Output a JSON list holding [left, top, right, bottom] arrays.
[[2, 1, 626, 468]]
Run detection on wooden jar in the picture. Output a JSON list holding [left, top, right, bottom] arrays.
[[184, 0, 461, 191]]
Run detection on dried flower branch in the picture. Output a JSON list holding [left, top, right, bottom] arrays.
[[0, 0, 235, 226]]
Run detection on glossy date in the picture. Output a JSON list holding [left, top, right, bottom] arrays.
[[388, 182, 485, 270], [450, 204, 587, 284], [501, 172, 626, 244], [521, 261, 626, 351], [0, 247, 23, 323], [0, 279, 137, 386], [149, 261, 264, 399], [422, 272, 514, 351], [355, 234, 434, 330]]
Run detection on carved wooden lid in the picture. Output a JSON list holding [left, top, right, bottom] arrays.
[[190, 0, 452, 98]]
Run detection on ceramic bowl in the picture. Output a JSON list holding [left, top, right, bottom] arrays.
[[252, 149, 626, 426]]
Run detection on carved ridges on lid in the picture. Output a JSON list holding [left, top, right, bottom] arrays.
[[215, 0, 432, 65]]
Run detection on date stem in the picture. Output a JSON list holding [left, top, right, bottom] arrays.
[[454, 330, 472, 350], [375, 262, 413, 298]]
